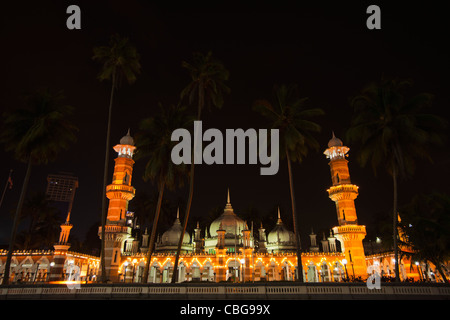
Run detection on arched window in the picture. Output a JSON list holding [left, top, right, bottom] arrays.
[[307, 263, 316, 282]]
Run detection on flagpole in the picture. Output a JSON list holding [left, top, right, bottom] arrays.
[[0, 169, 13, 211]]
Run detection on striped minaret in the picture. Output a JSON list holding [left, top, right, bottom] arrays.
[[99, 129, 136, 282], [49, 212, 73, 281], [324, 132, 367, 278], [215, 222, 227, 282]]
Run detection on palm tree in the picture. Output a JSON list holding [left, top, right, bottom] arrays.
[[16, 191, 61, 249], [346, 77, 447, 282], [134, 103, 193, 283], [172, 51, 230, 283], [253, 84, 324, 282], [0, 89, 77, 285], [400, 192, 450, 283], [92, 34, 141, 282]]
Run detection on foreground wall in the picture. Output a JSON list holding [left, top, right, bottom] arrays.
[[1, 282, 449, 300]]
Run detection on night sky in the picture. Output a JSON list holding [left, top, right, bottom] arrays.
[[1, 1, 449, 249]]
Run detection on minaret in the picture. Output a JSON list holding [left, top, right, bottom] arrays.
[[328, 230, 337, 252], [106, 129, 136, 222], [194, 221, 203, 253], [324, 132, 366, 278], [215, 222, 227, 282], [258, 223, 267, 253], [99, 129, 136, 282], [321, 233, 329, 253], [140, 228, 150, 254], [309, 229, 319, 252], [49, 212, 73, 281], [241, 221, 252, 282]]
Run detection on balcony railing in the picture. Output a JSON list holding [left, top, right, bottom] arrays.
[[1, 282, 449, 300], [106, 184, 135, 194]]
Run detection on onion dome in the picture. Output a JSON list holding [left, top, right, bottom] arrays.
[[327, 131, 343, 148], [160, 208, 190, 246], [209, 189, 246, 238], [120, 128, 134, 146], [267, 207, 295, 244]]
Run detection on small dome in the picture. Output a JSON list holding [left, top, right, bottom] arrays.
[[327, 131, 343, 148], [209, 189, 246, 238], [267, 208, 295, 244], [120, 128, 134, 146], [160, 209, 190, 246]]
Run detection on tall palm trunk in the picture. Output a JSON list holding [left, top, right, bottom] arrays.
[[142, 178, 166, 283], [433, 261, 448, 283], [171, 154, 195, 283], [172, 90, 203, 283], [392, 165, 401, 282], [100, 70, 116, 283], [2, 158, 32, 285], [285, 148, 304, 282]]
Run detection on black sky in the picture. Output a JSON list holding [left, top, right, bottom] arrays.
[[1, 1, 449, 248]]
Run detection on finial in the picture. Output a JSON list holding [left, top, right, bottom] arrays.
[[176, 207, 180, 219], [276, 207, 283, 224], [127, 128, 131, 136], [65, 211, 71, 225], [227, 188, 230, 204], [327, 131, 343, 148]]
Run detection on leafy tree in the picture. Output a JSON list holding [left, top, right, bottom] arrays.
[[0, 89, 77, 285], [134, 103, 193, 283], [92, 34, 141, 282], [172, 52, 230, 283], [346, 77, 447, 281], [15, 192, 62, 250], [253, 84, 324, 282], [400, 192, 450, 283]]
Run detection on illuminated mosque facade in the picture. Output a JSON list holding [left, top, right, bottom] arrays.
[[0, 131, 438, 284]]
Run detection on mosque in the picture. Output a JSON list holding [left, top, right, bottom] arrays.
[[0, 131, 439, 284]]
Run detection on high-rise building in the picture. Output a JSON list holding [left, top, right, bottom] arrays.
[[46, 172, 78, 220]]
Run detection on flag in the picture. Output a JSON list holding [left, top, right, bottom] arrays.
[[8, 176, 12, 189]]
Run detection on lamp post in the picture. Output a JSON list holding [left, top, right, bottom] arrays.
[[240, 258, 245, 283], [342, 259, 349, 282], [415, 261, 423, 281], [33, 263, 40, 283], [348, 250, 355, 280], [123, 261, 129, 282], [48, 262, 55, 282]]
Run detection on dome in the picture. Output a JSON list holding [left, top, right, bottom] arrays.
[[160, 209, 190, 246], [120, 128, 134, 146], [327, 131, 343, 148], [267, 208, 295, 244], [209, 190, 247, 238]]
